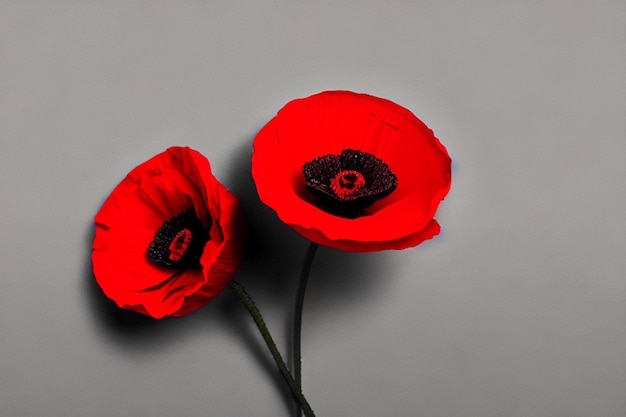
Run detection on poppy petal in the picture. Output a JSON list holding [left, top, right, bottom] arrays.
[[92, 147, 245, 318], [252, 91, 451, 251], [292, 218, 441, 252]]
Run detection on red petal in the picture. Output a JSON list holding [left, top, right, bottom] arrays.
[[92, 147, 245, 318], [252, 91, 451, 251], [115, 270, 206, 319], [290, 218, 441, 252]]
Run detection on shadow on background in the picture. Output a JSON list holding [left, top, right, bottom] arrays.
[[225, 135, 392, 315]]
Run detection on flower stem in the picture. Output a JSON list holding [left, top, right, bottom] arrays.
[[293, 242, 319, 417], [228, 280, 316, 417]]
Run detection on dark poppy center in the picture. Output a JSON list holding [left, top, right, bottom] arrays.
[[302, 149, 397, 219], [147, 209, 210, 268]]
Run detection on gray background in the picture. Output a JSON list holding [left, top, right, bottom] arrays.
[[1, 1, 625, 416]]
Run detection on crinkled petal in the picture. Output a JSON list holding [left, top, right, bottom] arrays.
[[92, 147, 245, 318]]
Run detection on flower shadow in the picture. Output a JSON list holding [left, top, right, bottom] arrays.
[[225, 135, 392, 316]]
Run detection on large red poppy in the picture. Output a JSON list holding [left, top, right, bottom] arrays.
[[252, 91, 451, 252], [92, 147, 245, 318]]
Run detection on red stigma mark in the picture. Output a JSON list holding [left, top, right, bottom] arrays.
[[330, 170, 366, 199], [168, 229, 193, 261]]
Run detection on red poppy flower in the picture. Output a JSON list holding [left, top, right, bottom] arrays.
[[92, 147, 245, 318], [252, 91, 451, 252]]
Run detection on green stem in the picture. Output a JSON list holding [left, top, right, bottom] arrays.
[[228, 280, 316, 417], [293, 242, 319, 417]]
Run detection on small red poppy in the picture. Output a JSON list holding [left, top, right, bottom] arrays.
[[252, 91, 451, 252], [92, 147, 245, 318]]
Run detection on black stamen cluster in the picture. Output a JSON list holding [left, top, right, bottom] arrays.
[[147, 209, 211, 268], [303, 149, 397, 219]]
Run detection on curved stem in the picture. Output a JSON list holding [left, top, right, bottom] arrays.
[[228, 281, 316, 417], [293, 242, 319, 417]]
